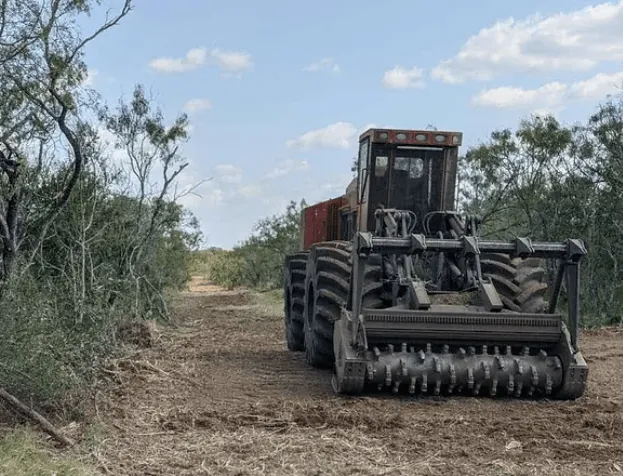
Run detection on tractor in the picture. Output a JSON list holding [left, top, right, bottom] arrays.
[[283, 128, 588, 399]]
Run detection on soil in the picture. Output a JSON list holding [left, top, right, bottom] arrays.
[[92, 277, 623, 476]]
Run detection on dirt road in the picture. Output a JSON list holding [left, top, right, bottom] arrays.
[[95, 277, 623, 475]]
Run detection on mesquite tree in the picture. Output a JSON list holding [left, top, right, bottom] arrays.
[[99, 84, 195, 318], [0, 1, 202, 410], [0, 0, 132, 291], [458, 106, 623, 324]]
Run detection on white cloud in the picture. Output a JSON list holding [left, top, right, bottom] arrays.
[[382, 66, 425, 89], [303, 57, 340, 73], [149, 48, 207, 73], [570, 71, 623, 99], [184, 98, 212, 113], [215, 164, 242, 184], [237, 184, 262, 198], [472, 82, 567, 109], [149, 47, 253, 76], [210, 48, 253, 75], [265, 159, 309, 180], [432, 1, 623, 84], [472, 71, 623, 110], [285, 123, 402, 151], [286, 122, 357, 150]]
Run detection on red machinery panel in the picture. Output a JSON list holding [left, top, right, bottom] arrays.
[[302, 197, 345, 250]]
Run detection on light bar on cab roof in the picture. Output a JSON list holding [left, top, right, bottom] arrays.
[[359, 128, 463, 147]]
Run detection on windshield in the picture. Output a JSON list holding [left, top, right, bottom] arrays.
[[364, 143, 452, 233], [383, 147, 443, 231], [394, 155, 425, 180]]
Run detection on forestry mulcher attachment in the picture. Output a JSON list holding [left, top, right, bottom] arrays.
[[283, 128, 588, 399]]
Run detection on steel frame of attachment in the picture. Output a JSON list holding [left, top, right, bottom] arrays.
[[349, 232, 588, 352]]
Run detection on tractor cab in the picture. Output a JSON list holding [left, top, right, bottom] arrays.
[[344, 128, 463, 237]]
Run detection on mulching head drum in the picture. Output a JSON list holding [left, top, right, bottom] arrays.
[[364, 343, 561, 397]]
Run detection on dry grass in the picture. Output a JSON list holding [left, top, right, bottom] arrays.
[[79, 276, 623, 475]]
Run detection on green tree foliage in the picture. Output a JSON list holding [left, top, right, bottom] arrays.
[[205, 200, 306, 290], [0, 1, 201, 412], [458, 101, 623, 325]]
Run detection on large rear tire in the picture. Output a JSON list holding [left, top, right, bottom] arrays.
[[480, 253, 549, 313], [284, 252, 308, 351], [303, 241, 384, 368]]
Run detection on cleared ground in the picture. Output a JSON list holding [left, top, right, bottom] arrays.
[[94, 277, 623, 475]]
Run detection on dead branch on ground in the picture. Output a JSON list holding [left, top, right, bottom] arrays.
[[0, 386, 74, 447]]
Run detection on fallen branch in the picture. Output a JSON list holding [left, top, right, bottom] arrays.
[[0, 387, 75, 447]]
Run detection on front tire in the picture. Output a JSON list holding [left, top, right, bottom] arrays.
[[303, 241, 384, 368], [480, 253, 549, 313]]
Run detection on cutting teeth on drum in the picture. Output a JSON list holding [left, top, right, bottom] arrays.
[[355, 342, 564, 397]]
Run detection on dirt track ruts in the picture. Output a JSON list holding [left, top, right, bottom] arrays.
[[94, 277, 623, 476]]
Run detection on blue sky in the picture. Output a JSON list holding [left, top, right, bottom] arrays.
[[81, 0, 623, 248]]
